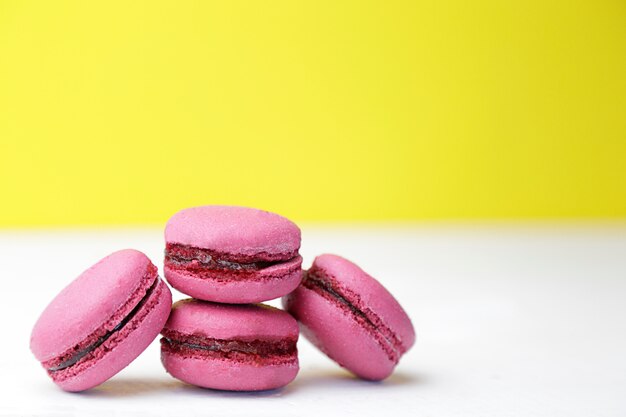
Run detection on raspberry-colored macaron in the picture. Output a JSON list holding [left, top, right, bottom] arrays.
[[164, 205, 302, 303], [283, 254, 415, 381], [30, 249, 172, 392], [160, 299, 299, 391]]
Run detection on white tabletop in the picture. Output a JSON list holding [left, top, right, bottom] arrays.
[[1, 224, 625, 416]]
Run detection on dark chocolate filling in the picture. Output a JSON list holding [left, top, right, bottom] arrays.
[[165, 254, 281, 271], [47, 277, 160, 372], [161, 333, 296, 358], [164, 244, 296, 272]]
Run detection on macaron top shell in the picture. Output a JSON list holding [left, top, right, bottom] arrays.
[[164, 299, 298, 341], [310, 254, 415, 353], [30, 249, 157, 362], [165, 206, 301, 257]]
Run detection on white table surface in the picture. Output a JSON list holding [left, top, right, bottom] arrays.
[[1, 224, 625, 416]]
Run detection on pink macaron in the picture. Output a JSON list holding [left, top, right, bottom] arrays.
[[30, 249, 172, 392], [164, 205, 302, 303], [160, 299, 299, 391], [283, 254, 415, 381]]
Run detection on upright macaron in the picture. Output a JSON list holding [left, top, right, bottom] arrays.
[[161, 299, 299, 391], [283, 254, 415, 381], [164, 205, 302, 303], [30, 249, 172, 392]]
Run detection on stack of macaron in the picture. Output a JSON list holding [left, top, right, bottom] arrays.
[[160, 206, 303, 391], [30, 205, 415, 392]]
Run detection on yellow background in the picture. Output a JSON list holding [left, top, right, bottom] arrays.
[[1, 1, 625, 226]]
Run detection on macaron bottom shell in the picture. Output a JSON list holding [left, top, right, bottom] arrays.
[[161, 351, 299, 391], [284, 285, 396, 381], [51, 280, 172, 392], [164, 258, 303, 303]]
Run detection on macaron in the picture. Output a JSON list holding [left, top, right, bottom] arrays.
[[283, 254, 415, 381], [160, 299, 299, 391], [164, 205, 302, 303], [30, 249, 172, 392]]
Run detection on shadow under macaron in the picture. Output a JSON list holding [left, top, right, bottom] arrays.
[[282, 367, 427, 393], [80, 377, 181, 398], [77, 368, 424, 398], [89, 376, 291, 398]]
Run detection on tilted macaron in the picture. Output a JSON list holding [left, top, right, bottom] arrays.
[[160, 299, 299, 391], [283, 254, 415, 381], [164, 205, 303, 303], [30, 249, 172, 392]]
